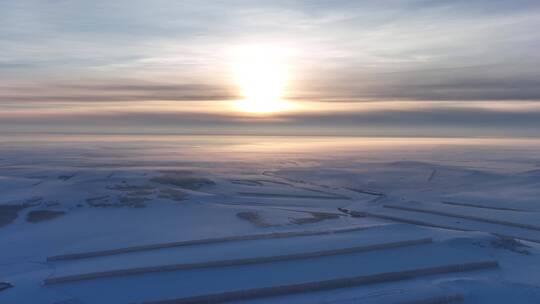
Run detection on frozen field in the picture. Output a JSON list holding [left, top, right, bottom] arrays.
[[1, 135, 540, 304]]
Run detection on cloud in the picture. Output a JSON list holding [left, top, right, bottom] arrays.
[[2, 1, 540, 81], [2, 1, 540, 136], [0, 81, 238, 103], [296, 64, 540, 101], [2, 101, 540, 137]]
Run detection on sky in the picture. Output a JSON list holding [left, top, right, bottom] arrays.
[[1, 0, 540, 137]]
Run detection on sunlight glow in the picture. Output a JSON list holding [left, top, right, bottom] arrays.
[[230, 44, 293, 114]]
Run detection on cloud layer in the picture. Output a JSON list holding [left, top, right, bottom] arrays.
[[1, 1, 540, 135]]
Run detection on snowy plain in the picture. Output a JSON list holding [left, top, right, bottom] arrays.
[[1, 134, 540, 304]]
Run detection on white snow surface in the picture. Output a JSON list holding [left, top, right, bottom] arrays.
[[1, 135, 540, 304]]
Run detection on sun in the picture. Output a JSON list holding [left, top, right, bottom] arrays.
[[230, 44, 292, 114]]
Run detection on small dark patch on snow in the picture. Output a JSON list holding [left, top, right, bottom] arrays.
[[291, 212, 339, 225], [151, 171, 214, 190], [0, 204, 30, 228], [0, 282, 13, 292], [236, 211, 274, 228], [397, 294, 464, 304], [491, 236, 531, 255], [230, 179, 264, 186], [26, 210, 66, 223], [23, 197, 43, 206], [85, 195, 112, 207], [107, 184, 155, 206], [107, 184, 154, 192], [158, 188, 187, 202], [345, 187, 384, 197], [428, 169, 438, 182], [85, 195, 110, 206], [127, 189, 154, 196], [442, 201, 525, 212], [338, 208, 367, 217], [118, 195, 149, 207], [86, 194, 147, 208], [58, 173, 76, 181]]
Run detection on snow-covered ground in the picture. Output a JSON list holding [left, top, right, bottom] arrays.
[[1, 135, 540, 304]]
